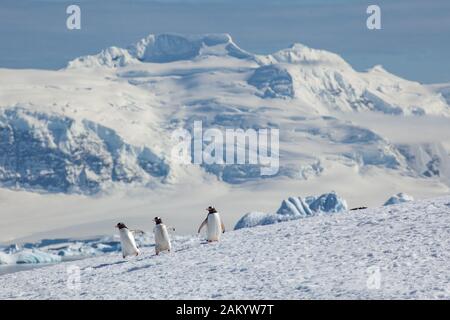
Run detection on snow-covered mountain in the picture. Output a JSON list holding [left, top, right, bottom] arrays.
[[1, 195, 449, 299], [1, 33, 450, 195], [0, 108, 168, 193]]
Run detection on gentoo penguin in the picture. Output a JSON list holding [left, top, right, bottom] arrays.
[[153, 217, 172, 255], [115, 222, 140, 259], [198, 206, 225, 242]]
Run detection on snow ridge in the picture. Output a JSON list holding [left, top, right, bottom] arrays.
[[68, 33, 254, 68]]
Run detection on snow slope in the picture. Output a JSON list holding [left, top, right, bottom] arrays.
[[1, 196, 449, 299]]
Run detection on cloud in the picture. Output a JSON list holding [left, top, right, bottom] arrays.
[[340, 112, 450, 145]]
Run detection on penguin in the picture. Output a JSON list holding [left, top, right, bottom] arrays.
[[115, 222, 140, 259], [198, 206, 225, 242], [153, 217, 173, 255]]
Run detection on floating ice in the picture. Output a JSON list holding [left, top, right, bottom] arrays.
[[0, 232, 174, 265], [15, 250, 62, 264], [384, 192, 414, 206], [234, 192, 348, 230], [0, 249, 61, 265]]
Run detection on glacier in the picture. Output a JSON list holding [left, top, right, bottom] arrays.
[[0, 108, 169, 193]]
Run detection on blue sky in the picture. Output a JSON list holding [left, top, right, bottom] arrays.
[[0, 0, 449, 83]]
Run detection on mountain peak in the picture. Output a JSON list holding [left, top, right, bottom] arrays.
[[67, 33, 350, 69], [132, 33, 253, 62], [368, 64, 388, 73], [68, 33, 253, 68], [269, 42, 350, 67]]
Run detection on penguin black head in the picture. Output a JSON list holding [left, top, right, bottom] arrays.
[[154, 217, 162, 225], [115, 222, 127, 229], [206, 206, 217, 214]]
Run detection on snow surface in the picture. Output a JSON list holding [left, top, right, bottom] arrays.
[[0, 196, 449, 299]]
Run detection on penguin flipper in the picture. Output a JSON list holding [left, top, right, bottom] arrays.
[[198, 218, 208, 234]]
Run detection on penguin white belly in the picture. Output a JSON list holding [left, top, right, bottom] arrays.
[[154, 224, 171, 253], [119, 229, 140, 258], [207, 213, 222, 241]]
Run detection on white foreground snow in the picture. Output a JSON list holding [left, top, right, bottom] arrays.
[[1, 196, 449, 300]]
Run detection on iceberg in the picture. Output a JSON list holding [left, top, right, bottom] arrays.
[[0, 250, 61, 265], [15, 250, 62, 264], [305, 192, 348, 213], [233, 211, 281, 230], [0, 252, 16, 265], [234, 192, 348, 230], [383, 192, 414, 206], [0, 232, 160, 266]]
